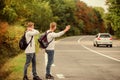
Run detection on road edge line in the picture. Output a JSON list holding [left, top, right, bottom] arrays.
[[78, 36, 120, 62]]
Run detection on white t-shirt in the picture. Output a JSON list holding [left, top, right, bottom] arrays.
[[25, 29, 39, 53], [46, 30, 65, 50]]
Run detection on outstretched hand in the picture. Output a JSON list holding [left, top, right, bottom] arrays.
[[64, 25, 71, 32]]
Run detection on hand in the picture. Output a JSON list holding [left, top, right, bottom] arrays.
[[64, 25, 71, 32], [27, 27, 33, 31]]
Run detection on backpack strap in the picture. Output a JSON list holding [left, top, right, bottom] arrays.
[[46, 31, 52, 35], [28, 36, 33, 47], [46, 31, 54, 44], [25, 31, 33, 47], [48, 38, 53, 44]]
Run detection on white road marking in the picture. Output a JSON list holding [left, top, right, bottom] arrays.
[[52, 64, 56, 67], [56, 74, 65, 79], [45, 53, 47, 66], [78, 36, 120, 62]]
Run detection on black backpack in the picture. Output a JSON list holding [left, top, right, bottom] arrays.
[[38, 31, 53, 49], [19, 32, 33, 50]]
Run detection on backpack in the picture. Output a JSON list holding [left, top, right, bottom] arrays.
[[38, 31, 53, 49], [19, 32, 33, 50]]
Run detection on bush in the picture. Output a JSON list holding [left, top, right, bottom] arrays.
[[0, 24, 25, 67], [2, 6, 18, 23]]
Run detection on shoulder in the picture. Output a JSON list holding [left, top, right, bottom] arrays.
[[47, 31, 54, 37], [26, 31, 31, 34], [48, 31, 55, 35], [25, 31, 32, 36]]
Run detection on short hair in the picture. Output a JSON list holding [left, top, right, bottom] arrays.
[[50, 22, 56, 29], [27, 22, 34, 28]]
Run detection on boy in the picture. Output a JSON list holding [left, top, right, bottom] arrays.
[[23, 22, 42, 80], [45, 22, 70, 79]]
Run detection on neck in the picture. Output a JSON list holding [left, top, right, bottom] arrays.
[[49, 29, 54, 32]]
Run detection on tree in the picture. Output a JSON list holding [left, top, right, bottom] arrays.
[[27, 1, 54, 31], [93, 7, 105, 18], [75, 1, 105, 34], [47, 0, 79, 35], [106, 0, 120, 37]]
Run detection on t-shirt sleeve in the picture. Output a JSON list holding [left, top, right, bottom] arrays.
[[28, 29, 39, 36], [50, 31, 65, 38]]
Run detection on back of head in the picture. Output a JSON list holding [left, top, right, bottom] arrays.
[[25, 22, 34, 28], [50, 22, 56, 30]]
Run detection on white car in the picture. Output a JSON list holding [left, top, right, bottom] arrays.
[[93, 33, 112, 47]]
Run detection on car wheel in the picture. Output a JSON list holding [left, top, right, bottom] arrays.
[[110, 45, 112, 47], [106, 45, 108, 47], [94, 44, 96, 47], [97, 44, 99, 47]]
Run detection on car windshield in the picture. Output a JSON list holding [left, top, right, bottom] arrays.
[[100, 35, 110, 38]]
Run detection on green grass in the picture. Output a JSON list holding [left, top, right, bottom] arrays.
[[2, 53, 26, 80], [3, 52, 41, 80], [0, 32, 46, 80], [2, 42, 40, 80], [0, 53, 34, 80]]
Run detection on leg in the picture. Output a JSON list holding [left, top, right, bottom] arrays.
[[24, 53, 33, 77], [32, 53, 37, 77], [32, 53, 42, 80], [46, 50, 54, 75]]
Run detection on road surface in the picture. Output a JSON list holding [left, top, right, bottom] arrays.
[[36, 36, 120, 80]]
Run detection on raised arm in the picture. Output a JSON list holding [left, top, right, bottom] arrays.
[[28, 29, 39, 36], [50, 25, 70, 38], [50, 31, 65, 38]]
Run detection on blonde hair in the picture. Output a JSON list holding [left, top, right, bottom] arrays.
[[50, 22, 56, 29], [26, 22, 34, 28]]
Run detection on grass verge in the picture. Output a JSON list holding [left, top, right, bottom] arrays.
[[0, 53, 33, 80], [1, 34, 40, 80], [1, 53, 26, 80]]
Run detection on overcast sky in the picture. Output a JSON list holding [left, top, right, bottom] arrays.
[[80, 0, 108, 12]]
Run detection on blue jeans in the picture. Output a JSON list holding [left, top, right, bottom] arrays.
[[45, 50, 54, 75], [24, 53, 37, 77]]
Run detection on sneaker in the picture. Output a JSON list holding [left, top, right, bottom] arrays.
[[33, 76, 42, 80], [23, 75, 29, 80], [46, 74, 54, 79]]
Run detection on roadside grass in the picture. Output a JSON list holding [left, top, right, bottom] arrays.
[[2, 53, 34, 80], [1, 53, 26, 80], [2, 36, 40, 80]]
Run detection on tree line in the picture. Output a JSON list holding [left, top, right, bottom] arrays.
[[0, 0, 105, 34]]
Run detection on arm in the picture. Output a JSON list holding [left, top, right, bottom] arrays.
[[50, 25, 71, 38], [50, 31, 65, 38], [28, 29, 39, 36]]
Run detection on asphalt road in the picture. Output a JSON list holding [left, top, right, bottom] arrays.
[[37, 36, 120, 80]]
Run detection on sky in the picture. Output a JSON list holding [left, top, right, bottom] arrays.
[[80, 0, 108, 12]]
